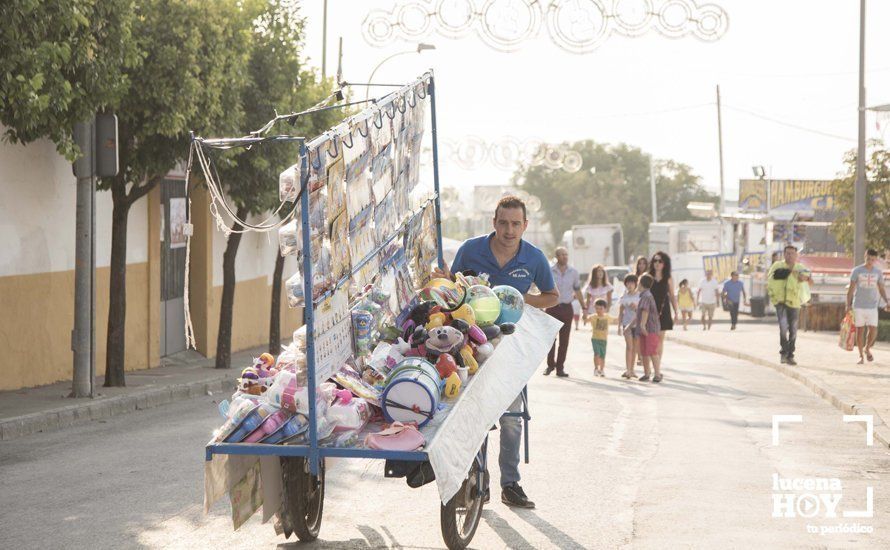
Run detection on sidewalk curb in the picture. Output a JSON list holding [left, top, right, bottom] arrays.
[[0, 376, 235, 442], [666, 335, 890, 449]]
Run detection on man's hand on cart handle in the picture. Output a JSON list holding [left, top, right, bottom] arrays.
[[432, 263, 453, 280]]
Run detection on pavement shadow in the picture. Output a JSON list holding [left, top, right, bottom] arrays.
[[561, 377, 650, 396], [657, 377, 763, 399], [507, 508, 588, 550], [482, 509, 536, 549], [666, 367, 727, 380]]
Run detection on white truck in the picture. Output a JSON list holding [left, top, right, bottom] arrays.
[[561, 224, 625, 280], [647, 221, 735, 284]]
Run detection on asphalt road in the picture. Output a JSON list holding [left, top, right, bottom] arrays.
[[2, 329, 889, 549]]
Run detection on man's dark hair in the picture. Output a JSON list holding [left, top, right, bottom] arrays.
[[639, 273, 654, 289], [623, 273, 638, 285], [784, 244, 798, 252], [731, 271, 738, 276], [494, 195, 527, 221], [594, 299, 607, 308], [866, 248, 878, 257]]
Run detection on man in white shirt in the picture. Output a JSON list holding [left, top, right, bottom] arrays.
[[697, 269, 720, 330]]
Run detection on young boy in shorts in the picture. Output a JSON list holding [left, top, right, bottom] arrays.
[[590, 299, 610, 377], [636, 273, 663, 383]]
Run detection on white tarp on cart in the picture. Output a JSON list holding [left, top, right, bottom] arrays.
[[426, 306, 562, 504]]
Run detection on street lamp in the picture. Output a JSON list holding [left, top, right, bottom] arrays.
[[365, 43, 436, 100]]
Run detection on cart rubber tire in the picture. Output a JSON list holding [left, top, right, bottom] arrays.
[[281, 456, 325, 542], [440, 460, 484, 550]]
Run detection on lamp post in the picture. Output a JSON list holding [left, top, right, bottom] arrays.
[[364, 43, 435, 100], [854, 0, 866, 260]]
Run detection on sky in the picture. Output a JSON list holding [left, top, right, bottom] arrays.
[[300, 0, 890, 205]]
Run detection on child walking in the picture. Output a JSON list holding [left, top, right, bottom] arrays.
[[590, 299, 610, 377], [636, 273, 663, 383], [618, 274, 640, 379], [677, 279, 695, 331]]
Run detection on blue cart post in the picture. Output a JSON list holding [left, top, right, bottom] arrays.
[[201, 72, 531, 550]]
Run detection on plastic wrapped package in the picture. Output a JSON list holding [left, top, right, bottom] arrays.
[[326, 391, 371, 433], [285, 271, 305, 308], [279, 163, 300, 203], [274, 346, 307, 385], [332, 364, 381, 405], [292, 325, 307, 350], [278, 219, 301, 257]]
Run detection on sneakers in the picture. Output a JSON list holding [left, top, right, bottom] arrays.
[[780, 355, 788, 364], [556, 369, 569, 378], [502, 483, 535, 509], [786, 356, 797, 366], [543, 365, 554, 376]]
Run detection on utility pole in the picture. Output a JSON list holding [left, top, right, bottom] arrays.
[[321, 0, 328, 78], [650, 158, 658, 223], [854, 0, 867, 260], [336, 36, 343, 83], [716, 84, 726, 216], [72, 120, 94, 398], [71, 114, 118, 398]]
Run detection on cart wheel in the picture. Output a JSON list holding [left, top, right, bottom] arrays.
[[281, 457, 325, 542], [440, 459, 484, 550]]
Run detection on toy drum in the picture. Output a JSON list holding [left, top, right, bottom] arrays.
[[382, 358, 441, 427]]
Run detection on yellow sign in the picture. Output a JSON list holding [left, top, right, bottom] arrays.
[[738, 179, 834, 211], [702, 253, 737, 282]]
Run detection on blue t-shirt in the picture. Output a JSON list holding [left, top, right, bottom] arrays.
[[451, 233, 555, 295], [722, 279, 745, 303]]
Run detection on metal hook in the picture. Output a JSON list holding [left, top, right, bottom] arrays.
[[418, 83, 428, 99], [341, 130, 355, 149], [385, 102, 396, 120], [357, 119, 370, 137], [396, 95, 407, 114], [311, 149, 322, 170], [373, 110, 384, 129], [407, 88, 417, 108], [326, 136, 339, 157]]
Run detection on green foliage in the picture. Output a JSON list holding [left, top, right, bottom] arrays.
[[0, 0, 138, 160], [829, 141, 890, 254], [517, 140, 718, 258], [100, 0, 257, 201], [214, 0, 344, 216]]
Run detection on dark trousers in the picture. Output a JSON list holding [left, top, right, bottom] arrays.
[[775, 304, 799, 358], [546, 303, 574, 371], [728, 300, 740, 326]]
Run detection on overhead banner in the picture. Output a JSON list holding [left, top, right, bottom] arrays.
[[738, 179, 834, 212]]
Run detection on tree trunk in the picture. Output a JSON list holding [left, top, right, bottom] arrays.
[[269, 252, 285, 353], [105, 183, 131, 387], [215, 206, 248, 369]]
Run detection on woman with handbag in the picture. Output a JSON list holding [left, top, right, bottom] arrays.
[[648, 251, 679, 367]]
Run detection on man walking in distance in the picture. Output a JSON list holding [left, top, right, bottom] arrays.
[[721, 271, 748, 330], [433, 195, 558, 509], [767, 245, 809, 365], [545, 247, 585, 377], [696, 269, 720, 330], [846, 249, 890, 364]]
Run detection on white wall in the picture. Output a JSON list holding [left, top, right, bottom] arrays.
[[211, 209, 297, 287], [0, 135, 148, 277]]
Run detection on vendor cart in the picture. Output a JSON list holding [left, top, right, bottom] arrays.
[[198, 72, 561, 549]]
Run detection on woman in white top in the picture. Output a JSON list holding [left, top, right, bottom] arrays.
[[584, 264, 613, 316]]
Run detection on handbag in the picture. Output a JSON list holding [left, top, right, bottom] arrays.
[[364, 421, 425, 451], [839, 311, 856, 352]]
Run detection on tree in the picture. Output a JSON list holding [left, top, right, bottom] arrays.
[[99, 0, 254, 385], [0, 0, 138, 159], [830, 141, 890, 255], [517, 140, 718, 259], [211, 0, 342, 368]]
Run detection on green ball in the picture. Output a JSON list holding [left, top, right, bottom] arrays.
[[467, 285, 501, 327]]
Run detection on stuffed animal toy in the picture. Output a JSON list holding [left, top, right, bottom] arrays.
[[423, 324, 465, 359], [435, 354, 458, 379], [459, 346, 479, 374]]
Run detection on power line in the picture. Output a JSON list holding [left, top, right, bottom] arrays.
[[722, 104, 855, 142]]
